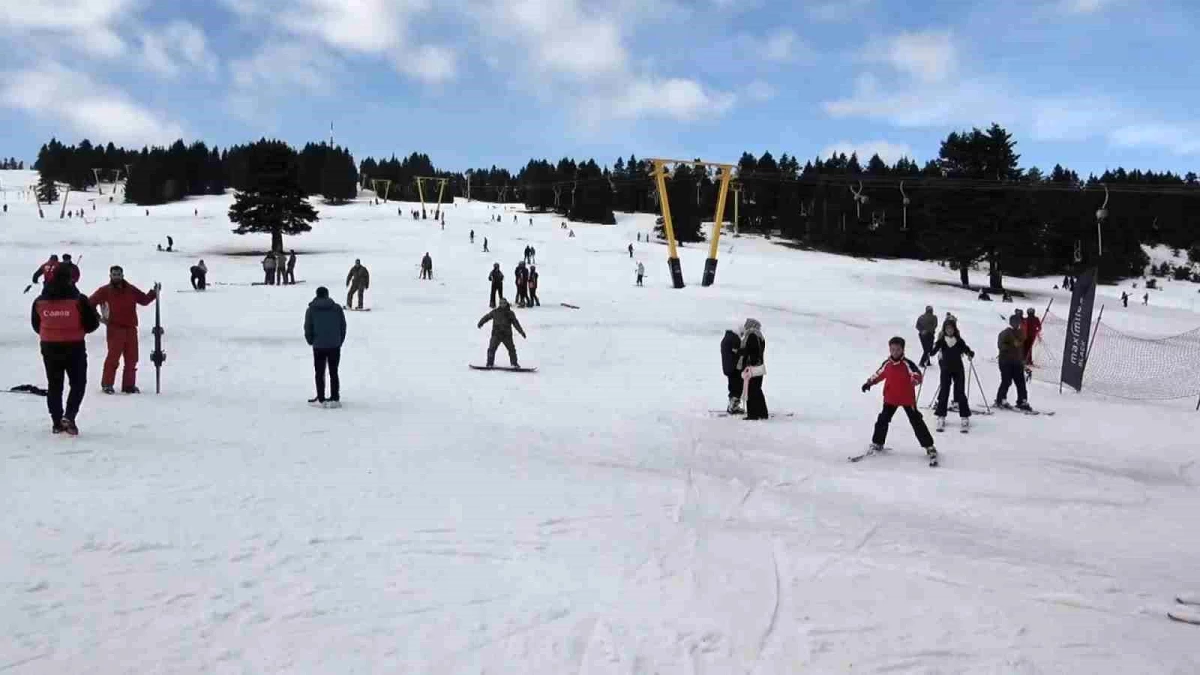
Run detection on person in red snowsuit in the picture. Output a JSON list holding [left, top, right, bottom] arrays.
[[1021, 308, 1041, 365], [862, 336, 936, 460], [89, 266, 159, 394]]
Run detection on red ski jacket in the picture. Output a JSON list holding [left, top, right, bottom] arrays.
[[866, 357, 923, 407], [1022, 316, 1042, 342], [89, 282, 156, 328]]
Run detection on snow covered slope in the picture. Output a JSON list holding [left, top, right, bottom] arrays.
[[2, 172, 1198, 673]]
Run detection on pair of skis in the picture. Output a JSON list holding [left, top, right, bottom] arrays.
[[1169, 595, 1200, 625], [848, 446, 939, 467]]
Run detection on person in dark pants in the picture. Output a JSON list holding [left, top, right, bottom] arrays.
[[738, 318, 767, 419], [262, 253, 277, 285], [477, 298, 526, 367], [528, 266, 540, 306], [31, 263, 100, 435], [995, 314, 1030, 410], [304, 286, 347, 408], [862, 336, 936, 461], [488, 263, 504, 308], [190, 260, 207, 290], [929, 318, 975, 431], [915, 305, 937, 368], [721, 323, 743, 414], [285, 250, 297, 284], [345, 259, 369, 310], [514, 261, 529, 307], [420, 253, 433, 280]]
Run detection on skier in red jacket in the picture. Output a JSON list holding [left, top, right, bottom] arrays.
[[1021, 308, 1041, 365], [861, 336, 938, 465], [89, 266, 159, 394]]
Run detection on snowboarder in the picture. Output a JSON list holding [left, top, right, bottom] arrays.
[[929, 318, 975, 432], [721, 323, 743, 414], [31, 262, 99, 435], [528, 266, 540, 307], [488, 263, 504, 308], [636, 261, 645, 287], [285, 250, 297, 285], [262, 253, 277, 285], [477, 298, 526, 368], [628, 243, 634, 258], [915, 305, 938, 368], [420, 252, 433, 280], [739, 318, 767, 420], [514, 261, 530, 307], [994, 314, 1031, 411], [1022, 308, 1041, 365], [345, 259, 370, 310], [304, 286, 347, 408], [861, 337, 937, 464], [190, 260, 208, 290], [89, 266, 159, 394]]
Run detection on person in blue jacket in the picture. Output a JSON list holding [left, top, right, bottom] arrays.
[[304, 286, 347, 408]]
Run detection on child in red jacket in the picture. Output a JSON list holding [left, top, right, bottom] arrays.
[[861, 336, 938, 465]]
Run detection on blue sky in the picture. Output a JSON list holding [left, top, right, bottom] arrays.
[[1, 0, 1196, 177]]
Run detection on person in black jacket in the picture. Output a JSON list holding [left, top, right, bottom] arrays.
[[929, 318, 975, 431], [30, 263, 100, 435], [738, 318, 768, 420], [721, 324, 743, 414], [488, 263, 504, 308]]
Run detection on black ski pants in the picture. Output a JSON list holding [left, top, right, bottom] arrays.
[[191, 269, 206, 290], [313, 347, 341, 402], [996, 360, 1028, 404], [487, 333, 518, 367], [528, 287, 540, 306], [935, 366, 970, 418], [347, 285, 364, 309], [42, 342, 87, 423], [285, 268, 295, 284], [489, 284, 502, 308], [745, 375, 768, 419], [516, 283, 529, 307], [918, 332, 935, 367], [264, 269, 275, 285], [726, 372, 742, 399], [872, 404, 934, 448]]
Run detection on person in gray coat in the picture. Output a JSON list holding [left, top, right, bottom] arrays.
[[304, 286, 347, 407], [915, 305, 938, 368], [477, 297, 526, 368]]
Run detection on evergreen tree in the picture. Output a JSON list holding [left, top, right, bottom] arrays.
[[36, 172, 58, 206], [228, 140, 318, 252], [655, 164, 704, 243], [321, 146, 358, 204]]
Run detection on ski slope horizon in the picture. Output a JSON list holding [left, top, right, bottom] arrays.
[[2, 170, 1199, 672]]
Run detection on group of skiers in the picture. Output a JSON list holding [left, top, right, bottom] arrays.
[[29, 255, 160, 435], [261, 251, 298, 285], [487, 261, 540, 309]]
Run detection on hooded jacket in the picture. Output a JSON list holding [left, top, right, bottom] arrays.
[[738, 320, 765, 370], [304, 296, 347, 349], [478, 303, 525, 339], [997, 324, 1025, 364], [346, 264, 369, 289], [721, 330, 741, 375], [32, 268, 100, 344]]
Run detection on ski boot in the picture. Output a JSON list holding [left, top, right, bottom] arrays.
[[62, 419, 79, 436], [102, 386, 115, 395], [52, 419, 66, 434], [994, 399, 1012, 410], [925, 445, 939, 467], [122, 386, 141, 394], [727, 397, 744, 415], [1015, 400, 1032, 412], [961, 417, 970, 432], [935, 416, 946, 432]]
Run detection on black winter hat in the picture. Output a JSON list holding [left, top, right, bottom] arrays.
[[315, 286, 329, 298], [889, 336, 906, 348]]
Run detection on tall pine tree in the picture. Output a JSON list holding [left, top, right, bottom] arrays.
[[228, 140, 318, 252]]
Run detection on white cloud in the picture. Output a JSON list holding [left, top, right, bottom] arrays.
[[1108, 124, 1200, 155], [609, 77, 736, 122], [394, 45, 458, 84], [0, 62, 185, 146], [746, 80, 776, 102], [805, 0, 872, 22], [140, 21, 218, 79], [220, 0, 420, 54], [231, 42, 337, 93], [763, 29, 802, 63], [819, 141, 915, 165], [865, 30, 957, 84], [0, 0, 135, 57]]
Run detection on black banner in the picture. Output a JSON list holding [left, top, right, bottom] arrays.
[[1060, 267, 1097, 391]]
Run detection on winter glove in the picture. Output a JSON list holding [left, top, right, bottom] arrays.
[[967, 352, 975, 360], [861, 382, 870, 393]]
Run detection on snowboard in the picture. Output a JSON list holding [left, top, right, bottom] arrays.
[[708, 410, 795, 419], [344, 307, 372, 312], [469, 365, 537, 372]]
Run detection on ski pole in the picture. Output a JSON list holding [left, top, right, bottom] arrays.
[[915, 364, 928, 403], [969, 359, 991, 414]]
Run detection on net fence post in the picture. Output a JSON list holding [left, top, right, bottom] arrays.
[[1079, 304, 1105, 387]]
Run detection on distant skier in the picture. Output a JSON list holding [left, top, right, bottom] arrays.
[[1143, 293, 1149, 306], [528, 266, 540, 307], [345, 259, 370, 310], [190, 260, 208, 290], [1021, 308, 1041, 365], [568, 229, 575, 238], [89, 266, 159, 394], [262, 253, 277, 285], [739, 318, 767, 420], [635, 261, 645, 287], [32, 255, 60, 290], [994, 314, 1031, 411], [477, 297, 526, 368], [420, 252, 433, 280], [977, 289, 992, 301], [1121, 291, 1129, 308], [31, 263, 99, 435], [285, 250, 297, 284], [529, 247, 536, 265], [483, 237, 489, 253], [637, 233, 641, 242], [721, 323, 743, 414], [915, 305, 938, 368], [304, 286, 347, 408], [861, 336, 937, 464], [167, 236, 173, 252], [929, 318, 975, 432], [514, 261, 530, 307], [628, 243, 634, 258], [488, 263, 504, 308], [275, 251, 287, 285], [470, 230, 475, 244], [1001, 291, 1013, 303]]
